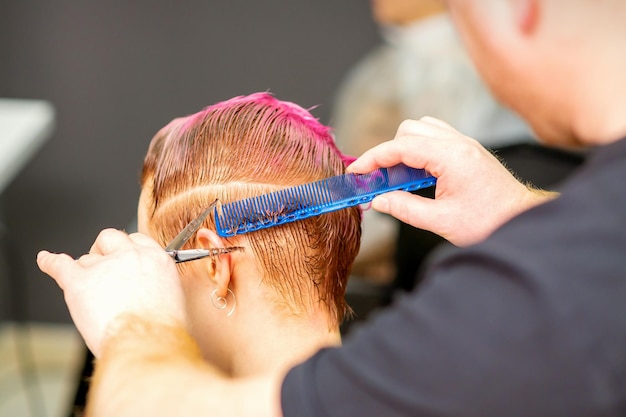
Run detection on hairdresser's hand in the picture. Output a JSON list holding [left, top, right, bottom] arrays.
[[37, 229, 186, 357], [348, 117, 553, 247]]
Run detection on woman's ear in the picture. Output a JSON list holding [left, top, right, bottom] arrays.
[[512, 0, 540, 35], [196, 228, 232, 298]]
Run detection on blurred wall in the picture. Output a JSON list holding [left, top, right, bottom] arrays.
[[0, 0, 378, 323]]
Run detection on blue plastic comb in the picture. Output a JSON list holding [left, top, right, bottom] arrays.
[[214, 164, 436, 237]]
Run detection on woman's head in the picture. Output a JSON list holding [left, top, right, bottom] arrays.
[[138, 93, 361, 327]]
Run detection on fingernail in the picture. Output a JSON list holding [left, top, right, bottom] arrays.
[[372, 196, 389, 212]]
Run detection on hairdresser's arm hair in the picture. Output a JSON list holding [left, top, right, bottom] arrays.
[[524, 184, 560, 210], [86, 314, 283, 417]]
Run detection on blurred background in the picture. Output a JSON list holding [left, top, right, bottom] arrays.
[[0, 0, 379, 324]]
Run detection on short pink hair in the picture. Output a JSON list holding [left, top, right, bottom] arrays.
[[141, 93, 361, 325]]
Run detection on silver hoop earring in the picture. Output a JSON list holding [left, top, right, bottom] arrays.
[[211, 288, 236, 317]]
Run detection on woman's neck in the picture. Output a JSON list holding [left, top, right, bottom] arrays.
[[204, 282, 342, 378], [227, 314, 341, 378]]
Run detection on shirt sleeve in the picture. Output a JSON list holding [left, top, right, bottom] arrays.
[[280, 180, 626, 417]]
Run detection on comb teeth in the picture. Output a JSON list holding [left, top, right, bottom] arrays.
[[214, 164, 436, 237]]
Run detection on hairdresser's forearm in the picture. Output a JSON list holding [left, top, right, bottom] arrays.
[[86, 314, 283, 417], [523, 185, 559, 210]]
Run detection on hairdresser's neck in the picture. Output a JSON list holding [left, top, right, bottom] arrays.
[[568, 35, 626, 146]]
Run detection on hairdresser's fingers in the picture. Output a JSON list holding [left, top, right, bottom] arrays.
[[128, 232, 163, 249], [127, 233, 174, 265], [348, 135, 457, 177], [347, 138, 425, 174], [37, 251, 80, 290], [89, 228, 132, 255], [349, 117, 545, 246], [348, 116, 470, 174], [373, 190, 485, 247], [75, 252, 105, 268], [396, 116, 449, 134], [348, 120, 456, 174], [371, 191, 441, 233]]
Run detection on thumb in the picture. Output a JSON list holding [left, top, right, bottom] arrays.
[[36, 250, 78, 290], [372, 191, 439, 233]]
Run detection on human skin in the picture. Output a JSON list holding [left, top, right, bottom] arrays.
[[37, 233, 282, 417], [135, 186, 342, 378], [37, 1, 626, 416], [348, 0, 626, 245], [347, 116, 554, 247]]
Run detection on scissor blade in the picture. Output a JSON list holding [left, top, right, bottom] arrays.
[[167, 247, 244, 263], [164, 200, 218, 251]]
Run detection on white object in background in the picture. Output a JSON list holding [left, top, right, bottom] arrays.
[[0, 98, 55, 195]]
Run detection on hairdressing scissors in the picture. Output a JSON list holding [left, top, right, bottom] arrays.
[[165, 199, 243, 263]]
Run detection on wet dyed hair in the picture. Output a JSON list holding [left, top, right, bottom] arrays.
[[141, 93, 361, 325]]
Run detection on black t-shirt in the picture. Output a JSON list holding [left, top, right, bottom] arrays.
[[281, 138, 626, 417]]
